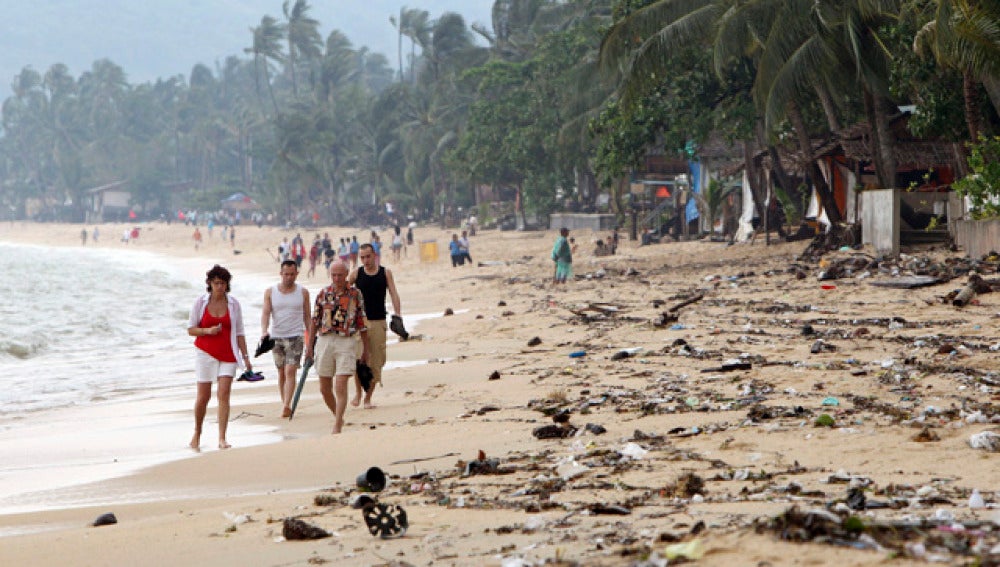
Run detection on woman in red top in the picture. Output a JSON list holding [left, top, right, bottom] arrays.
[[187, 265, 251, 450]]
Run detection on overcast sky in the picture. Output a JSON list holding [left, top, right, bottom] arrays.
[[0, 1, 494, 97]]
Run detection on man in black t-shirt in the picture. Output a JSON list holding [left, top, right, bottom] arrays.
[[347, 243, 402, 409]]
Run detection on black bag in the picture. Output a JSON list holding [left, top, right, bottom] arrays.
[[254, 334, 275, 358], [389, 315, 409, 340], [356, 360, 374, 392]]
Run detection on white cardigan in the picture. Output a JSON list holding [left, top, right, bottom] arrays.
[[188, 293, 247, 371]]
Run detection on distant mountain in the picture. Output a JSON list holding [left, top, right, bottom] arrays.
[[0, 1, 493, 97]]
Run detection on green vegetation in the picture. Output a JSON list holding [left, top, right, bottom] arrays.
[[1, 0, 998, 224]]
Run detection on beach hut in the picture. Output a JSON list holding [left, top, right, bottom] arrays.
[[220, 192, 261, 212]]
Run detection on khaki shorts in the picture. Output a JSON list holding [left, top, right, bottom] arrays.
[[365, 319, 387, 386], [315, 333, 357, 377], [271, 336, 304, 368]]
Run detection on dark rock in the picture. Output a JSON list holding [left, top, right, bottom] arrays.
[[584, 423, 607, 435], [443, 308, 454, 316], [801, 324, 815, 336], [498, 301, 507, 306], [610, 350, 631, 361], [488, 370, 501, 381], [552, 409, 571, 424], [92, 512, 117, 527], [527, 336, 542, 346], [282, 517, 331, 540]]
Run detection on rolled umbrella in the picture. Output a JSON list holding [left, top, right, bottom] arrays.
[[288, 358, 313, 420]]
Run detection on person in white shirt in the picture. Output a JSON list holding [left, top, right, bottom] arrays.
[[261, 260, 311, 418]]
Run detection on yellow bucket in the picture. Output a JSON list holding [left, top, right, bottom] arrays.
[[419, 240, 438, 262]]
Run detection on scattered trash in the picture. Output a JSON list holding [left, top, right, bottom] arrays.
[[556, 459, 589, 480], [969, 431, 1000, 452], [821, 397, 840, 407], [663, 539, 704, 561], [92, 512, 117, 527], [356, 467, 387, 492], [814, 414, 836, 427], [589, 503, 631, 515], [283, 517, 331, 540], [532, 424, 577, 439], [619, 442, 648, 460], [584, 423, 607, 435], [969, 489, 986, 509], [362, 503, 408, 539], [568, 350, 586, 358]]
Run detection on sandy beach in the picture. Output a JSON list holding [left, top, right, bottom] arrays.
[[2, 220, 999, 566]]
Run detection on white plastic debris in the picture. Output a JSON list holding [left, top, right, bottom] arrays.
[[619, 442, 648, 460], [969, 489, 986, 509], [556, 459, 589, 481], [223, 512, 251, 524], [969, 431, 1000, 452]]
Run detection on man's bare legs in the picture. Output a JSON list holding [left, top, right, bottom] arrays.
[[279, 364, 297, 417], [216, 376, 233, 449], [190, 382, 212, 450], [319, 374, 351, 433]]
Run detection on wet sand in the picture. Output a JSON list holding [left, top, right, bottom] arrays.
[[1, 220, 997, 565]]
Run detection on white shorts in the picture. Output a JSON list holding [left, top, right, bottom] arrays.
[[195, 349, 239, 383], [315, 333, 358, 377]]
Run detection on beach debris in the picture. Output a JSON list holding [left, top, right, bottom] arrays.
[[462, 450, 502, 476], [362, 503, 408, 539], [584, 423, 607, 435], [556, 458, 589, 480], [701, 359, 752, 373], [92, 512, 117, 527], [814, 414, 836, 427], [443, 308, 454, 316], [223, 511, 252, 525], [488, 370, 501, 381], [356, 466, 387, 492], [969, 489, 986, 509], [551, 409, 571, 424], [665, 473, 706, 498], [912, 426, 940, 442], [498, 300, 507, 306], [589, 503, 631, 515], [663, 539, 705, 561], [526, 336, 542, 346], [619, 442, 648, 460], [350, 494, 376, 509], [282, 517, 331, 540], [569, 350, 586, 358], [532, 424, 577, 439], [969, 431, 1000, 452]]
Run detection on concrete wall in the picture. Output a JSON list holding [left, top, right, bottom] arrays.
[[860, 188, 900, 256], [953, 220, 1000, 258], [549, 213, 617, 231]]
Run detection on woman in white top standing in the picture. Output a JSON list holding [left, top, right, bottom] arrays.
[[187, 264, 251, 450]]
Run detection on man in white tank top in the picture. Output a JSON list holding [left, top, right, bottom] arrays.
[[261, 260, 311, 417]]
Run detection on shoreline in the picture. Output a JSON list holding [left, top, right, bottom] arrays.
[[3, 220, 998, 565]]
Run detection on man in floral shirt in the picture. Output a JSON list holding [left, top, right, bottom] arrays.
[[306, 262, 369, 433]]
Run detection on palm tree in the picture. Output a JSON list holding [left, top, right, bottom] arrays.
[[283, 0, 322, 96], [245, 15, 287, 115], [914, 0, 1000, 138]]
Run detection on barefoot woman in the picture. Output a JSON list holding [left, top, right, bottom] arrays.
[[187, 265, 252, 449]]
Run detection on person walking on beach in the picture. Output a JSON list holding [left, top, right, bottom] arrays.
[[390, 226, 404, 263], [306, 262, 369, 434], [458, 230, 473, 265], [80, 228, 88, 245], [187, 264, 252, 450], [449, 233, 464, 267], [349, 235, 360, 269], [348, 243, 402, 409], [307, 237, 320, 278], [193, 227, 202, 250], [261, 260, 310, 418], [551, 227, 573, 284]]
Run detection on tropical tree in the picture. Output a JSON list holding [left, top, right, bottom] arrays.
[[283, 0, 322, 96], [245, 15, 287, 114]]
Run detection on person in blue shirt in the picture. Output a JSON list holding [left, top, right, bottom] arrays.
[[449, 233, 465, 267], [349, 235, 360, 269]]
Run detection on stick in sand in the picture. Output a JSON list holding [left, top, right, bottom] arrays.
[[288, 358, 313, 420]]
